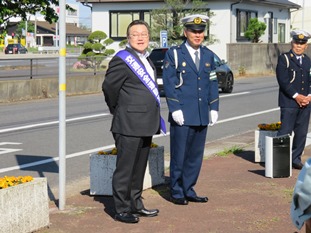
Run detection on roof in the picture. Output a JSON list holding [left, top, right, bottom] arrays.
[[79, 0, 300, 9], [245, 0, 301, 9], [30, 20, 91, 36], [78, 0, 163, 2]]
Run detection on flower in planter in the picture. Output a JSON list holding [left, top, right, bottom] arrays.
[[258, 122, 281, 131], [98, 147, 118, 155], [97, 142, 158, 155], [0, 176, 33, 189]]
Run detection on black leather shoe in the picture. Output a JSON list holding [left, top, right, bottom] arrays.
[[186, 196, 208, 203], [292, 162, 303, 170], [132, 208, 159, 217], [170, 197, 188, 205], [115, 212, 139, 223]]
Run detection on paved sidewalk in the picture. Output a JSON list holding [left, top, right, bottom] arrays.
[[37, 131, 309, 233]]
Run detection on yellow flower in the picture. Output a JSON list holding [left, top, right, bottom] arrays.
[[258, 122, 281, 131], [0, 175, 33, 189], [98, 142, 158, 155], [21, 176, 33, 183]]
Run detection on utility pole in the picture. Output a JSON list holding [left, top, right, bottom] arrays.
[[34, 14, 37, 47], [58, 0, 67, 211], [25, 20, 28, 48], [302, 0, 305, 29]]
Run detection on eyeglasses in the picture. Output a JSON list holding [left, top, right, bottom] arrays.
[[130, 33, 149, 39]]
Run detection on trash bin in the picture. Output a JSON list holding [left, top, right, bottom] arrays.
[[265, 134, 292, 178]]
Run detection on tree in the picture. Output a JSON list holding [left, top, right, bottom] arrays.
[[78, 30, 115, 69], [244, 18, 267, 43], [150, 0, 216, 47], [16, 21, 35, 39], [0, 0, 74, 27]]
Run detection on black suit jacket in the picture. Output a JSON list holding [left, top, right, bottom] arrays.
[[276, 50, 311, 108], [103, 47, 160, 136]]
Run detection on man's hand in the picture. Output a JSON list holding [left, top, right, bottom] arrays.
[[172, 110, 184, 126], [209, 110, 218, 126], [295, 94, 309, 107]]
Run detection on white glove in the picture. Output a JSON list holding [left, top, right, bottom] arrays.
[[172, 110, 184, 126], [209, 110, 218, 126]]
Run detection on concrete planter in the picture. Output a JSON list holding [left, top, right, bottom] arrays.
[[254, 130, 278, 162], [90, 146, 165, 196], [0, 177, 49, 233]]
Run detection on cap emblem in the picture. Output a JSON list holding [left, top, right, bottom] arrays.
[[298, 34, 305, 39], [194, 17, 202, 25]]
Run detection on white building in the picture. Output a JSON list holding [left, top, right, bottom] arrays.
[[81, 0, 300, 59], [290, 0, 311, 32]]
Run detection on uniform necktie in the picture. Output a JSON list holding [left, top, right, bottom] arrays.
[[297, 56, 302, 65], [194, 51, 200, 71]]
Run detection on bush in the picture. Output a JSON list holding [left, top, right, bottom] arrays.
[[76, 30, 115, 70], [245, 18, 267, 43]]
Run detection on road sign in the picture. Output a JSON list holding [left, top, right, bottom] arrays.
[[160, 30, 168, 48]]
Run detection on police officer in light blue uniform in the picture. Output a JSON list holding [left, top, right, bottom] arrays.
[[276, 29, 311, 170], [162, 14, 219, 205]]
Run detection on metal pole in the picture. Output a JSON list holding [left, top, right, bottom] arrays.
[[30, 59, 33, 79], [58, 0, 66, 210], [56, 22, 58, 47], [302, 0, 305, 30], [25, 20, 28, 48], [34, 14, 37, 46]]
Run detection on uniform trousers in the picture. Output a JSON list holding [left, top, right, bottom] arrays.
[[112, 133, 152, 214], [170, 125, 207, 199], [277, 107, 311, 164]]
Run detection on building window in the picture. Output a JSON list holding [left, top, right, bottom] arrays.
[[110, 11, 152, 40], [110, 10, 210, 41], [278, 23, 285, 43], [236, 9, 257, 41]]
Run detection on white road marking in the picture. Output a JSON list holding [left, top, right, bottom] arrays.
[[220, 91, 250, 98], [0, 142, 23, 155], [0, 142, 22, 145], [0, 106, 283, 173], [0, 144, 115, 173], [0, 113, 110, 134], [0, 148, 23, 155], [0, 92, 249, 135], [216, 108, 280, 124]]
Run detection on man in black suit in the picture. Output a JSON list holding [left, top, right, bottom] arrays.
[[103, 20, 163, 223], [276, 29, 311, 170]]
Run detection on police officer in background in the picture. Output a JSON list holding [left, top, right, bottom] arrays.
[[162, 14, 219, 205], [276, 29, 311, 170]]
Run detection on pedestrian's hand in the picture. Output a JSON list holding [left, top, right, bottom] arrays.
[[209, 110, 218, 126], [172, 110, 184, 126]]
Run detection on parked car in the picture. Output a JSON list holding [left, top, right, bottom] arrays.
[[149, 47, 234, 96], [4, 43, 28, 54]]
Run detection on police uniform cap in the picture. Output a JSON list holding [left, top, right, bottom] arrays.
[[290, 29, 311, 44], [181, 14, 209, 31]]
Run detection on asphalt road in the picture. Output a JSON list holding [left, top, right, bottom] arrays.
[[0, 75, 281, 199]]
